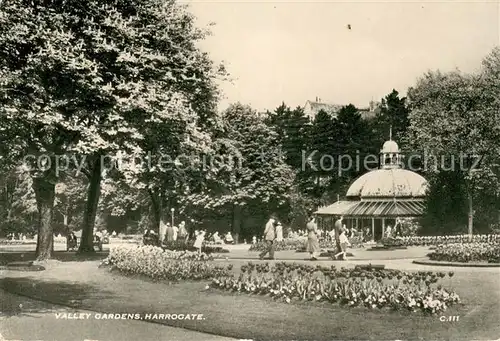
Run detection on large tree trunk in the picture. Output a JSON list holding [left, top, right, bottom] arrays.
[[148, 188, 163, 234], [63, 212, 68, 233], [79, 156, 102, 253], [33, 177, 56, 260], [468, 192, 473, 241], [232, 204, 242, 244]]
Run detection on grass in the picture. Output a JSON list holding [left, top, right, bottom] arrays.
[[1, 258, 500, 341], [0, 250, 108, 265]]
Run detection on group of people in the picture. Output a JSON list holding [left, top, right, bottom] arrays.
[[159, 220, 189, 243], [209, 231, 235, 244], [305, 215, 351, 260], [259, 215, 351, 261], [144, 220, 239, 254]]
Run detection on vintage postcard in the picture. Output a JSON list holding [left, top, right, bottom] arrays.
[[0, 0, 499, 340]]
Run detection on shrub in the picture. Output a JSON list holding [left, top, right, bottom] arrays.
[[428, 242, 500, 263], [161, 240, 229, 254], [401, 234, 500, 246], [249, 238, 306, 252], [0, 239, 36, 245], [210, 262, 461, 314], [101, 245, 232, 281], [249, 237, 364, 253], [379, 237, 405, 247]]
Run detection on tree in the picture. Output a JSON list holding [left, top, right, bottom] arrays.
[[54, 174, 87, 233], [407, 58, 500, 235], [332, 104, 377, 195], [306, 109, 336, 202], [266, 103, 310, 170], [182, 103, 296, 242], [0, 0, 224, 256], [420, 170, 468, 235], [373, 90, 410, 145], [0, 0, 81, 258], [0, 165, 37, 237]]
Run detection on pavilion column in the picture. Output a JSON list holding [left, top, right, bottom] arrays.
[[382, 218, 386, 238], [371, 218, 375, 242]]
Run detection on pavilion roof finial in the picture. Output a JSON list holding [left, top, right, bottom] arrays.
[[389, 125, 393, 141]]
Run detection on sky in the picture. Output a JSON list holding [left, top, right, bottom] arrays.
[[183, 0, 499, 112]]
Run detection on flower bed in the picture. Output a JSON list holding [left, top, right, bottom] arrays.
[[250, 237, 364, 253], [428, 242, 500, 263], [249, 238, 307, 252], [0, 239, 37, 245], [379, 237, 405, 247], [318, 237, 364, 250], [101, 245, 232, 281], [109, 237, 140, 244], [161, 240, 230, 254], [400, 234, 500, 246], [210, 262, 461, 314]]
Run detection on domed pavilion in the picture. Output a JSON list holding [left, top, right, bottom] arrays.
[[314, 135, 428, 241]]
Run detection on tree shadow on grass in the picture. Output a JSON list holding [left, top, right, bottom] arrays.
[[1, 288, 70, 318], [0, 251, 108, 265], [0, 277, 116, 318]]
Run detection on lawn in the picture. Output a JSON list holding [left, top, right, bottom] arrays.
[[0, 250, 109, 265], [1, 259, 499, 341]]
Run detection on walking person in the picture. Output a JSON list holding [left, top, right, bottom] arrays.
[[259, 215, 277, 260], [306, 216, 320, 260], [334, 227, 351, 260]]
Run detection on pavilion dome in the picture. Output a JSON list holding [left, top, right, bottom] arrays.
[[381, 140, 399, 153], [346, 168, 428, 199]]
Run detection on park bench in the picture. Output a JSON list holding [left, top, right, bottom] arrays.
[[66, 235, 103, 252], [143, 234, 160, 247]]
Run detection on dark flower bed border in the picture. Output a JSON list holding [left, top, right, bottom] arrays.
[[251, 237, 364, 253], [428, 242, 500, 263], [0, 240, 37, 245], [162, 240, 229, 254]]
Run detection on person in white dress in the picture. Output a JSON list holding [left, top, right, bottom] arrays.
[[328, 229, 336, 241], [225, 232, 234, 244], [193, 230, 206, 254], [159, 220, 167, 242], [275, 222, 283, 242], [172, 225, 178, 241], [386, 225, 392, 238]]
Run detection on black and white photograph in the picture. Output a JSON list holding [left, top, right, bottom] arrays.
[[0, 0, 499, 340]]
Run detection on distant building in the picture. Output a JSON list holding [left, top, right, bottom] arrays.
[[303, 97, 380, 120]]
